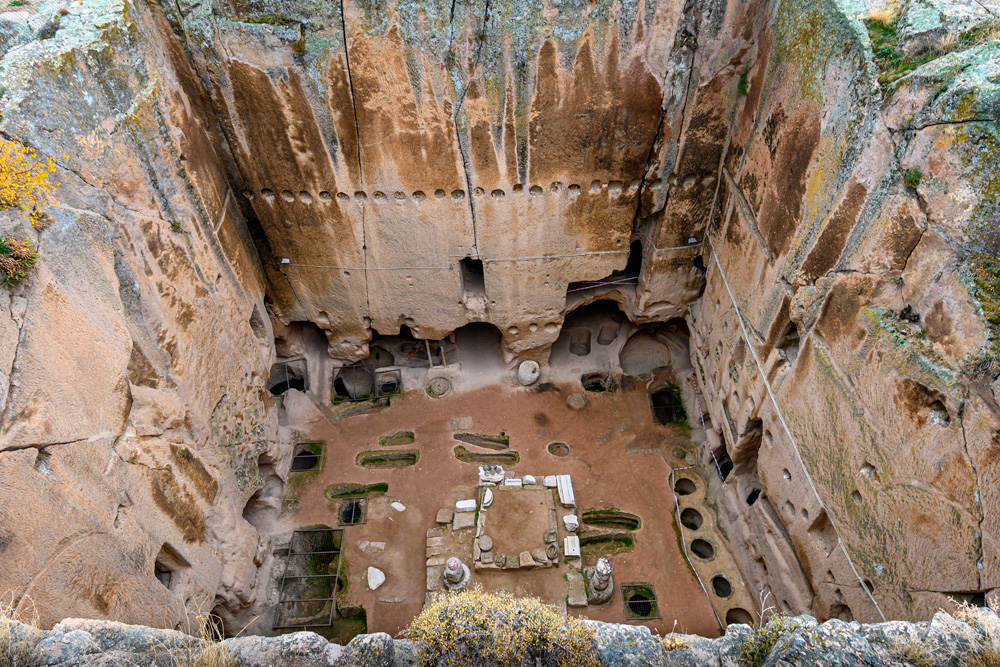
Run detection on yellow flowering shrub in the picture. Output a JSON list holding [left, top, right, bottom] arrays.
[[402, 588, 599, 667], [0, 138, 60, 222]]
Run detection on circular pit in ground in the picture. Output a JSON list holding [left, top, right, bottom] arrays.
[[547, 441, 570, 457]]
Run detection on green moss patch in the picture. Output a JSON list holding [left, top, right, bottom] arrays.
[[453, 446, 519, 466], [379, 430, 415, 447], [581, 509, 642, 531], [579, 531, 635, 556], [355, 450, 418, 469], [324, 482, 389, 500]]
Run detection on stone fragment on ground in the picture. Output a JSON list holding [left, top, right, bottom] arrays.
[[453, 512, 476, 530], [367, 566, 386, 590], [455, 499, 477, 512], [567, 570, 588, 606], [567, 393, 587, 410]]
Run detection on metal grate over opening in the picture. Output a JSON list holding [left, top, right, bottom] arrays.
[[338, 498, 367, 526], [621, 583, 660, 620], [272, 528, 344, 631]]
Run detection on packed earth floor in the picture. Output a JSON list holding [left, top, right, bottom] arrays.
[[272, 379, 748, 640]]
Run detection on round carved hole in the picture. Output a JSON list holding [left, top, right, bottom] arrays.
[[451, 190, 465, 200], [711, 575, 732, 598], [674, 478, 696, 496], [547, 442, 570, 457], [726, 608, 752, 625], [298, 191, 313, 203], [625, 589, 655, 618], [281, 190, 294, 202], [529, 185, 543, 196], [434, 189, 446, 199], [680, 508, 702, 530], [690, 539, 714, 560]]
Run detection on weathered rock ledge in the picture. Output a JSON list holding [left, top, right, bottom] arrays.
[[7, 607, 1000, 666]]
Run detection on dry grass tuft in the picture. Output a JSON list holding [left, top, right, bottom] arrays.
[[886, 635, 935, 667], [402, 587, 598, 667], [151, 614, 241, 667], [660, 634, 689, 650], [866, 1, 899, 26], [0, 595, 41, 667], [951, 600, 1000, 667]]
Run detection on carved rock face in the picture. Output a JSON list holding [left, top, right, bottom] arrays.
[[0, 0, 996, 635]]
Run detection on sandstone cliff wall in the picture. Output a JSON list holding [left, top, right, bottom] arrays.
[[0, 0, 287, 630], [687, 0, 1000, 623], [0, 0, 997, 634]]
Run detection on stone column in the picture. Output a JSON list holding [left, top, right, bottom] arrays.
[[586, 557, 614, 604]]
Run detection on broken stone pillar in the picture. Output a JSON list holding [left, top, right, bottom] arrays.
[[517, 360, 540, 386], [442, 557, 471, 591], [586, 557, 614, 604]]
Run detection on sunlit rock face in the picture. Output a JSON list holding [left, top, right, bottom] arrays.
[[0, 0, 996, 637]]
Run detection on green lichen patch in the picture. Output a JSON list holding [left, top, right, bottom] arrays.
[[864, 306, 957, 385], [865, 12, 1000, 87], [969, 254, 1000, 365]]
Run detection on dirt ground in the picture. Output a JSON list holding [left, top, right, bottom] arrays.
[[278, 379, 723, 638]]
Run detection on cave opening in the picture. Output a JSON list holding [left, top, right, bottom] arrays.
[[268, 358, 308, 395]]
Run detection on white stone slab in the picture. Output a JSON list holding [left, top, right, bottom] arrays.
[[522, 475, 537, 486], [543, 475, 558, 488], [482, 488, 494, 508], [456, 499, 477, 513], [504, 478, 523, 487], [367, 567, 386, 590], [562, 514, 579, 532], [391, 502, 406, 512], [556, 474, 575, 507], [564, 536, 581, 558]]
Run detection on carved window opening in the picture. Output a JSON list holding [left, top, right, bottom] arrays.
[[460, 256, 486, 299]]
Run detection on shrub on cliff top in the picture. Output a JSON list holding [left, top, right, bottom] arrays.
[[735, 615, 804, 667], [0, 238, 38, 288], [402, 588, 598, 667]]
